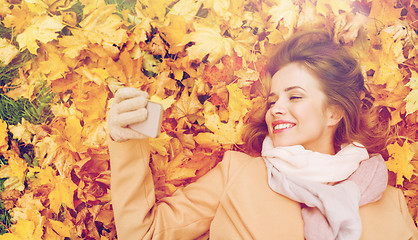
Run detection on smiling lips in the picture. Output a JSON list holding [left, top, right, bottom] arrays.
[[272, 121, 296, 132]]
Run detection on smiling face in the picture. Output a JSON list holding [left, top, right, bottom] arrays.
[[265, 63, 342, 154]]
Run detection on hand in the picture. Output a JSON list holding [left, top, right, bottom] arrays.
[[108, 87, 149, 142]]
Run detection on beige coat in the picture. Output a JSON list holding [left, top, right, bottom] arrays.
[[109, 138, 418, 240]]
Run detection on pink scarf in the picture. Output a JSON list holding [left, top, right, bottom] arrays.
[[262, 138, 388, 239]]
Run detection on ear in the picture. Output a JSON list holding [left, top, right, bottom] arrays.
[[326, 105, 344, 127]]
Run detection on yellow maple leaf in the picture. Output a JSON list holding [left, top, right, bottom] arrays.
[[194, 132, 221, 149], [297, 0, 324, 30], [28, 165, 55, 187], [0, 220, 39, 240], [165, 151, 196, 182], [183, 23, 234, 63], [226, 83, 252, 122], [149, 132, 172, 156], [0, 155, 27, 191], [0, 119, 8, 151], [49, 219, 71, 238], [170, 86, 203, 121], [3, 3, 35, 34], [0, 38, 19, 65], [169, 0, 202, 22], [0, 0, 11, 16], [386, 141, 415, 186], [73, 83, 108, 125], [334, 13, 368, 44], [368, 0, 402, 29], [82, 121, 107, 148], [59, 30, 89, 58], [79, 4, 127, 46], [48, 177, 78, 213], [266, 0, 299, 31], [38, 52, 69, 81], [316, 0, 351, 17], [203, 101, 243, 145], [207, 0, 246, 22], [150, 94, 176, 110], [136, 0, 174, 22], [405, 71, 418, 115], [63, 115, 83, 151], [6, 193, 43, 239], [160, 14, 188, 54], [24, 0, 49, 14], [373, 49, 403, 89], [16, 15, 64, 54]]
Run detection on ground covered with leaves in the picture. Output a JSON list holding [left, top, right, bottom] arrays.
[[0, 0, 417, 238]]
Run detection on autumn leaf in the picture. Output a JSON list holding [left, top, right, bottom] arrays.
[[149, 132, 173, 156], [367, 0, 402, 29], [63, 115, 83, 152], [16, 15, 65, 54], [316, 0, 352, 17], [169, 0, 203, 23], [266, 0, 299, 31], [48, 176, 78, 213], [386, 141, 415, 186], [59, 30, 89, 59], [372, 49, 403, 89], [183, 23, 234, 63], [79, 4, 128, 46], [0, 0, 11, 16], [0, 154, 27, 191], [0, 120, 8, 151], [170, 87, 203, 123], [203, 101, 243, 145], [0, 220, 39, 240], [49, 219, 72, 238], [226, 83, 252, 122], [0, 38, 19, 65], [160, 14, 188, 54], [150, 94, 176, 110], [405, 70, 418, 115], [0, 0, 417, 238], [8, 193, 44, 239]]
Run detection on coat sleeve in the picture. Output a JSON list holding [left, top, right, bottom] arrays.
[[108, 137, 233, 240], [396, 188, 418, 240]]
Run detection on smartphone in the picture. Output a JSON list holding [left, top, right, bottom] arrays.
[[129, 101, 163, 138]]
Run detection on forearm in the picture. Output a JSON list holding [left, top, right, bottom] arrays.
[[109, 136, 232, 240], [109, 137, 155, 240]]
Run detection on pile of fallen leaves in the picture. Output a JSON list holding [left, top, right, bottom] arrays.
[[0, 0, 417, 238]]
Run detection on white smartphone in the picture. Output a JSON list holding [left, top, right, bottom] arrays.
[[129, 101, 163, 138]]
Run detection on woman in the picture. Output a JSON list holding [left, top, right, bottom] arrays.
[[107, 31, 418, 239]]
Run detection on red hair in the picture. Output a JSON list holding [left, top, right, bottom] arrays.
[[241, 30, 391, 155]]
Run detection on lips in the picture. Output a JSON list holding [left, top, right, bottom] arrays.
[[272, 120, 296, 133]]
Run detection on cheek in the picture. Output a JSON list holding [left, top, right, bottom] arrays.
[[264, 110, 273, 129]]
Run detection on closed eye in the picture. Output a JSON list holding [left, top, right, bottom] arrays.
[[290, 96, 302, 100]]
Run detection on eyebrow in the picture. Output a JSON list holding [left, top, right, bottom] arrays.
[[268, 86, 306, 97]]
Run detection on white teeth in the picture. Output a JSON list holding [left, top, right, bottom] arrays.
[[274, 123, 294, 130]]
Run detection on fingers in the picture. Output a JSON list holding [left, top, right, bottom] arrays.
[[111, 127, 146, 142], [116, 96, 148, 114], [118, 108, 148, 127], [114, 87, 149, 104], [108, 87, 150, 141]]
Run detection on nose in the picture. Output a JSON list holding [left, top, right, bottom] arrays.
[[270, 101, 286, 116]]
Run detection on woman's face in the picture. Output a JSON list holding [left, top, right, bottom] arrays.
[[265, 63, 340, 154]]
